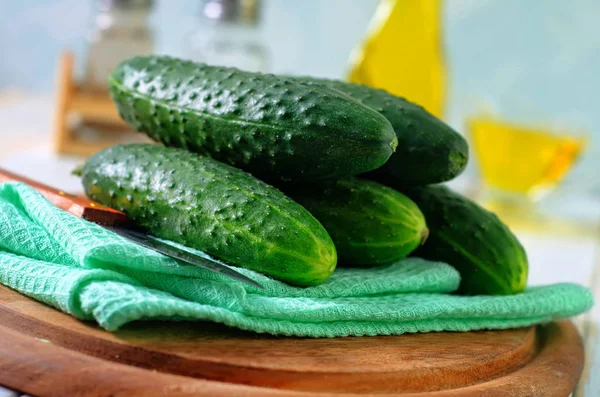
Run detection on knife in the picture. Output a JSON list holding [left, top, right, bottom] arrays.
[[0, 168, 264, 289]]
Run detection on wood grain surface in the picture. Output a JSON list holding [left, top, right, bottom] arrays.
[[0, 285, 584, 396]]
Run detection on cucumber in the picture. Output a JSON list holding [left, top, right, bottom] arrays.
[[80, 144, 337, 287], [109, 56, 397, 183], [293, 77, 469, 185], [402, 185, 528, 295], [287, 178, 428, 266]]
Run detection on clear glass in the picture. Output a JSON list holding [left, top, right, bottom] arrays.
[[462, 4, 600, 234], [186, 22, 269, 73], [84, 5, 154, 91]]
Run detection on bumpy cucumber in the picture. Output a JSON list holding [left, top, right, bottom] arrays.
[[293, 77, 469, 186], [109, 56, 397, 183], [288, 178, 428, 266], [402, 185, 528, 295], [81, 144, 337, 287]]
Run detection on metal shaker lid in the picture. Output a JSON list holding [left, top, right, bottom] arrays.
[[201, 0, 261, 25], [98, 0, 154, 11]]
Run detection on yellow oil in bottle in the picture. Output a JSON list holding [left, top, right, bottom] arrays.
[[347, 0, 445, 118], [468, 117, 587, 197]]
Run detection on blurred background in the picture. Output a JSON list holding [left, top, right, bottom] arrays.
[[0, 0, 599, 230]]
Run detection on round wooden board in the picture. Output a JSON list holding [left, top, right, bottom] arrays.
[[0, 285, 583, 396]]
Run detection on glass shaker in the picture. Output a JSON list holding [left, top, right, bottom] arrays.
[[84, 0, 154, 92], [187, 0, 269, 73]]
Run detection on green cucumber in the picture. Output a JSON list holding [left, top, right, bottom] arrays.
[[80, 143, 337, 287], [288, 178, 428, 266], [293, 77, 469, 186], [109, 56, 397, 183], [402, 185, 528, 295]]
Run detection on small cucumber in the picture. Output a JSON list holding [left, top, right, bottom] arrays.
[[81, 144, 337, 287], [288, 178, 428, 266], [402, 185, 528, 295], [109, 56, 397, 183], [293, 77, 469, 185]]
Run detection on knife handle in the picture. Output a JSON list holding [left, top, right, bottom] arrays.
[[0, 167, 129, 227]]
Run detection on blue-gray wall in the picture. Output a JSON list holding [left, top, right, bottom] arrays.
[[0, 0, 598, 190]]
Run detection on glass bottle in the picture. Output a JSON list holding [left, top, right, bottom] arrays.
[[347, 0, 445, 119], [187, 0, 269, 73], [84, 0, 154, 91]]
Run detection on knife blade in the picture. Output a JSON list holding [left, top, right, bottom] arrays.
[[105, 225, 264, 288], [0, 167, 264, 289]]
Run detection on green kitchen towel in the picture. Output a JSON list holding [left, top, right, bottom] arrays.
[[0, 182, 593, 337]]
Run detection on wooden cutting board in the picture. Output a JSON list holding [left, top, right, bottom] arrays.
[[0, 285, 583, 396]]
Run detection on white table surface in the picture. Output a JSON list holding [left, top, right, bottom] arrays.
[[0, 94, 598, 396]]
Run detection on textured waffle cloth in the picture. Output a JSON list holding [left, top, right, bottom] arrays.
[[0, 182, 593, 337]]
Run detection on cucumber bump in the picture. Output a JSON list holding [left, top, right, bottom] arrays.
[[288, 178, 428, 266], [109, 56, 397, 183], [292, 77, 469, 186], [403, 185, 528, 295], [81, 144, 337, 287]]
